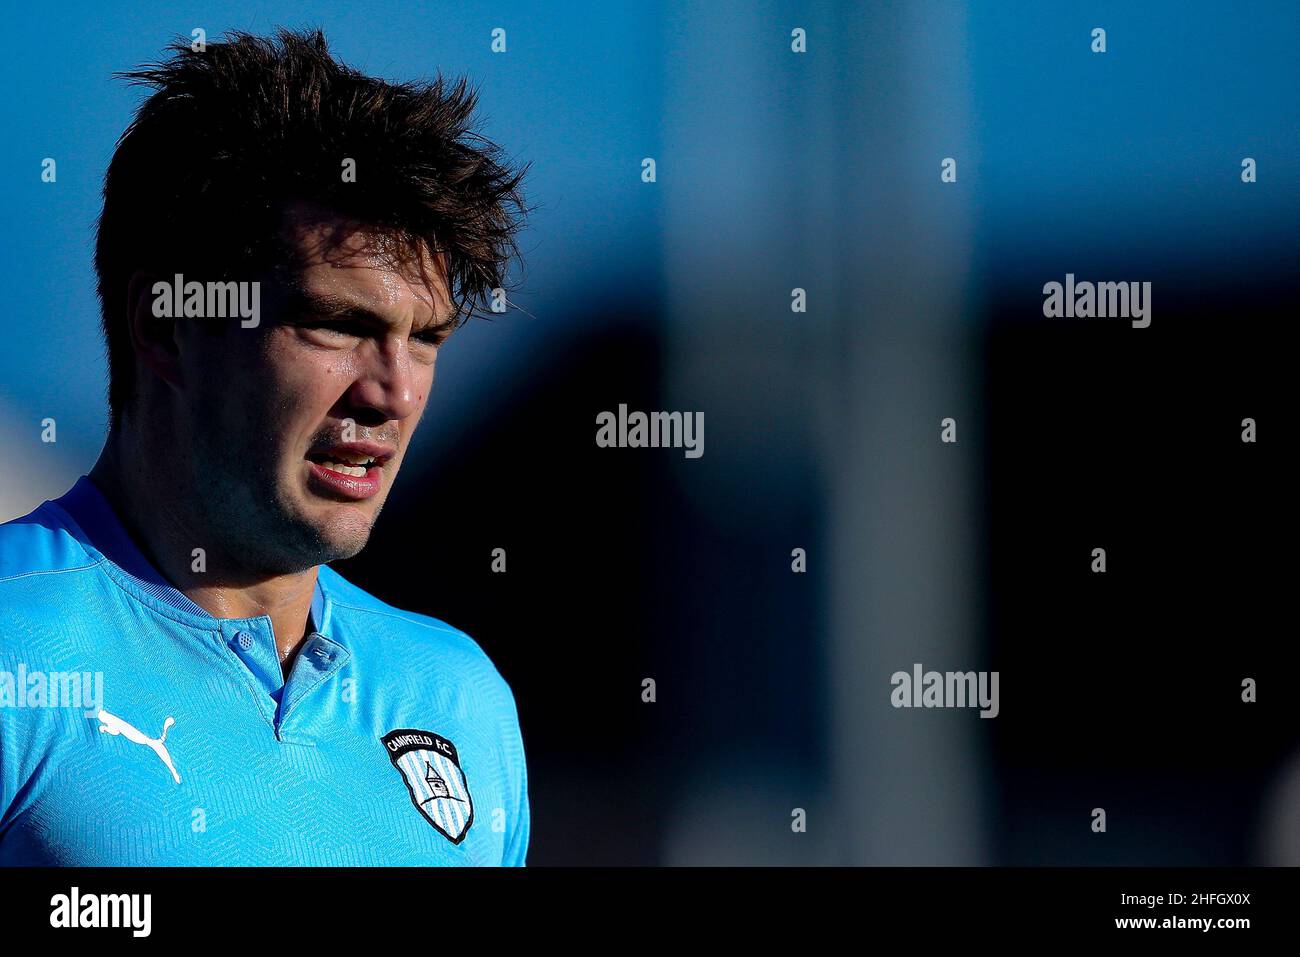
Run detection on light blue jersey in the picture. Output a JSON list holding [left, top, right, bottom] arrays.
[[0, 476, 528, 865]]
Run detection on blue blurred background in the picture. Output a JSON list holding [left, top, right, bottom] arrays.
[[1, 1, 1296, 864]]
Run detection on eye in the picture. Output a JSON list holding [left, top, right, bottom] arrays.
[[412, 327, 450, 348], [301, 319, 365, 343]]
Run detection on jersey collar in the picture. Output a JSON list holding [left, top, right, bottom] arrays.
[[51, 475, 331, 636]]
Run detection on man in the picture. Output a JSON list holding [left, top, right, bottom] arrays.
[[0, 29, 530, 865]]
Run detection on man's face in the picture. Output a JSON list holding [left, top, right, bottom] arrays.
[[171, 205, 456, 575]]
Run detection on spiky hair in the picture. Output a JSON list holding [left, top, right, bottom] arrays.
[[95, 28, 530, 420]]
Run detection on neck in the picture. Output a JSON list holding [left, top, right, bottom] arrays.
[[90, 428, 318, 674]]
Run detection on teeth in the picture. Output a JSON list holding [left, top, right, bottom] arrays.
[[319, 460, 370, 477]]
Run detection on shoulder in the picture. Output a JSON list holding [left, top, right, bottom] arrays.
[[0, 502, 107, 680], [0, 501, 100, 645], [318, 564, 489, 660], [318, 565, 520, 715], [0, 500, 96, 585]]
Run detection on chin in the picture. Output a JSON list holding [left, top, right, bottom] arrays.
[[269, 501, 376, 568], [319, 532, 371, 562], [316, 515, 376, 559]]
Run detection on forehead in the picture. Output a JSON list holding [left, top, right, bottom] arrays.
[[275, 202, 450, 320]]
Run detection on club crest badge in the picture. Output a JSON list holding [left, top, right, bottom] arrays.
[[381, 728, 474, 844]]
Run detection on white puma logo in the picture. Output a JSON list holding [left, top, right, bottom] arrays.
[[96, 709, 181, 784]]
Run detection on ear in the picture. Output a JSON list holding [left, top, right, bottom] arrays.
[[126, 270, 185, 395]]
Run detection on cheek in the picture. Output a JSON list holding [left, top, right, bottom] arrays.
[[243, 343, 342, 439], [265, 333, 349, 394], [417, 362, 437, 402], [182, 333, 256, 422]]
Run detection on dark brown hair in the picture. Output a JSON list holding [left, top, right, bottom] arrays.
[[95, 28, 530, 421]]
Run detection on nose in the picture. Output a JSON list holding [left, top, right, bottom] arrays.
[[346, 335, 423, 424]]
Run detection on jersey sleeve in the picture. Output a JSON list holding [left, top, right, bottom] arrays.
[[0, 637, 20, 838], [498, 676, 530, 867], [503, 744, 530, 866], [0, 712, 11, 837]]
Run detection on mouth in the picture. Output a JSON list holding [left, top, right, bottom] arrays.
[[304, 443, 396, 501]]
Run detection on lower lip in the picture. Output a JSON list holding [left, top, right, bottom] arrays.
[[306, 461, 383, 500]]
